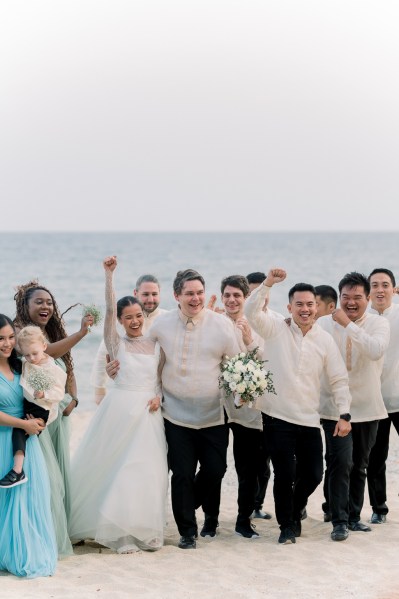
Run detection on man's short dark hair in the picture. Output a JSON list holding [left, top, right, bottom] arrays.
[[246, 272, 266, 285], [338, 272, 370, 296], [315, 285, 338, 307], [173, 269, 205, 295], [288, 283, 317, 303], [368, 268, 396, 288], [221, 275, 249, 297], [135, 274, 160, 291]]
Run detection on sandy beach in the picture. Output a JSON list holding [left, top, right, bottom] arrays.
[[2, 410, 399, 599]]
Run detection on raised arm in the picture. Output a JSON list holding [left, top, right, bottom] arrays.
[[244, 268, 286, 339], [332, 310, 390, 360], [42, 315, 94, 359], [103, 255, 120, 361]]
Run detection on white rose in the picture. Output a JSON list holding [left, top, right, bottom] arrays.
[[239, 353, 246, 358], [229, 382, 237, 391], [259, 379, 268, 390], [235, 361, 244, 372], [223, 371, 233, 382], [232, 373, 241, 382], [236, 382, 246, 394]]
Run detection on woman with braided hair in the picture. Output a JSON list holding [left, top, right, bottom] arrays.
[[13, 280, 94, 556]]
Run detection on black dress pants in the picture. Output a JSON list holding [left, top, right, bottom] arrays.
[[263, 415, 323, 529], [164, 419, 229, 537], [349, 420, 379, 522], [367, 413, 399, 515], [229, 422, 262, 523], [254, 434, 271, 511], [321, 419, 353, 525]]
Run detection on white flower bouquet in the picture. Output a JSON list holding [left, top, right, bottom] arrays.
[[26, 369, 55, 392], [219, 348, 276, 408], [82, 303, 103, 332]]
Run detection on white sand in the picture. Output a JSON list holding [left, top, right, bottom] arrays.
[[2, 411, 399, 599]]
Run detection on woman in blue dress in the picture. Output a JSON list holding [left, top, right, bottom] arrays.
[[0, 314, 57, 578]]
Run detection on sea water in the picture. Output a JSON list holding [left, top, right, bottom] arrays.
[[1, 231, 398, 408]]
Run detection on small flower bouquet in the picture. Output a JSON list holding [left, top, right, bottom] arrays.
[[82, 303, 103, 332], [26, 368, 55, 393], [219, 348, 276, 408]]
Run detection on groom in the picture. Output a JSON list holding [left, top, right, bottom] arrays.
[[146, 269, 240, 548]]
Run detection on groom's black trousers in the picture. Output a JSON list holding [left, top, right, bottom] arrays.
[[164, 419, 229, 537]]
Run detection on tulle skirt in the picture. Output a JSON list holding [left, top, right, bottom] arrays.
[[69, 386, 168, 553], [0, 429, 57, 578]]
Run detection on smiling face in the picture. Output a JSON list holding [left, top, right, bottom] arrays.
[[0, 324, 16, 361], [175, 279, 205, 318], [27, 289, 54, 328], [369, 272, 394, 313], [222, 285, 246, 320], [20, 339, 47, 365], [287, 291, 317, 333], [339, 285, 369, 322], [135, 282, 160, 315], [118, 303, 144, 337]]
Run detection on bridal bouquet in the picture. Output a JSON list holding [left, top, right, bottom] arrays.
[[219, 348, 276, 408], [26, 368, 55, 393]]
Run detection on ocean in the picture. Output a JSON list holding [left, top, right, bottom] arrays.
[[1, 231, 398, 408]]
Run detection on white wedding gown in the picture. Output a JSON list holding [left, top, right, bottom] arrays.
[[69, 338, 168, 552]]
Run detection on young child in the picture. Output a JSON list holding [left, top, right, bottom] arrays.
[[0, 325, 67, 488]]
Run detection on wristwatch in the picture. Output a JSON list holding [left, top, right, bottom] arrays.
[[339, 413, 351, 422]]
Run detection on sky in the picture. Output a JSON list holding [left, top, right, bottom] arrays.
[[1, 0, 398, 232]]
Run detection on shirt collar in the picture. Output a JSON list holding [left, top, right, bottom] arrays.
[[178, 306, 206, 326]]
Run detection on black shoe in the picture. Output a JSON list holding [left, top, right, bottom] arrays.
[[293, 520, 301, 537], [278, 527, 296, 544], [348, 521, 371, 532], [235, 522, 260, 539], [331, 524, 349, 542], [252, 509, 272, 520], [200, 516, 219, 538], [370, 512, 387, 524], [323, 512, 332, 523], [178, 535, 197, 549], [299, 507, 307, 521], [0, 469, 28, 488]]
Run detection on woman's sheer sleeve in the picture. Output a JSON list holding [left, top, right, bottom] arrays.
[[104, 268, 120, 361]]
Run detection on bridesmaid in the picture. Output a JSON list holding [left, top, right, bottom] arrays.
[[0, 314, 57, 578], [13, 280, 93, 556]]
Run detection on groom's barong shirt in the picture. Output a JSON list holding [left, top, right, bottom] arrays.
[[244, 283, 351, 427], [148, 307, 240, 429], [318, 312, 390, 422]]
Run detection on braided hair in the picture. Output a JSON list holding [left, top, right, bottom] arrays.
[[14, 280, 74, 383]]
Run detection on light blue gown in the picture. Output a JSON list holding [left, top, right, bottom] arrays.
[[0, 373, 57, 578]]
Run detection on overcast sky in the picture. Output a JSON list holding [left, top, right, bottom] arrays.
[[1, 1, 398, 232]]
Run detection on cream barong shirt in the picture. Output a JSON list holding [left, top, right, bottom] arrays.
[[244, 283, 351, 428], [148, 307, 240, 429], [318, 312, 390, 422], [369, 303, 399, 414]]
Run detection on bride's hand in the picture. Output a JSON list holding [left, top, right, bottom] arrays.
[[103, 256, 117, 271], [147, 396, 161, 412]]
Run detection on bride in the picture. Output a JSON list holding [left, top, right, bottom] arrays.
[[69, 256, 168, 553]]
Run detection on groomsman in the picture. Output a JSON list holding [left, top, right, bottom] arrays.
[[367, 268, 399, 523], [318, 272, 390, 534], [246, 272, 273, 520], [148, 269, 240, 549], [91, 274, 166, 403], [245, 269, 351, 544], [219, 275, 267, 538]]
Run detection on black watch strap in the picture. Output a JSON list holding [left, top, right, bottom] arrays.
[[339, 413, 351, 422]]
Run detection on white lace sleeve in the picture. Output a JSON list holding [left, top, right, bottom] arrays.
[[104, 268, 120, 361]]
